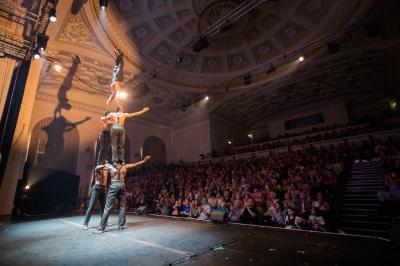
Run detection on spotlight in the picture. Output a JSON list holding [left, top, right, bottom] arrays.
[[205, 95, 209, 101], [193, 37, 209, 53], [24, 185, 30, 191], [54, 64, 62, 72], [99, 0, 108, 10], [267, 65, 276, 74], [227, 140, 232, 145], [49, 8, 57, 22], [298, 56, 304, 62], [37, 33, 49, 51], [248, 133, 253, 139], [32, 48, 40, 59], [244, 75, 252, 85], [176, 54, 183, 63], [220, 23, 233, 33], [117, 91, 128, 99], [327, 42, 341, 54]]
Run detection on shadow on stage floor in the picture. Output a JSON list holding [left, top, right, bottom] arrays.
[[0, 214, 398, 266]]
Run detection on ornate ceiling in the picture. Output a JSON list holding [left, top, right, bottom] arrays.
[[38, 0, 381, 126], [106, 0, 372, 88]]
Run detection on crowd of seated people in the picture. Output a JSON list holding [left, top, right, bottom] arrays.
[[227, 122, 389, 157], [126, 144, 350, 232], [375, 138, 400, 216]]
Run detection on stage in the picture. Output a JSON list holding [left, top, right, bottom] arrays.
[[0, 214, 398, 266]]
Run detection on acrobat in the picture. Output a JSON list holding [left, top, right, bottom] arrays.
[[106, 48, 124, 110], [93, 156, 151, 233], [107, 106, 149, 163], [83, 164, 109, 230]]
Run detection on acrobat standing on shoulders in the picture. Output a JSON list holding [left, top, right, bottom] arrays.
[[107, 48, 124, 110], [108, 106, 150, 163]]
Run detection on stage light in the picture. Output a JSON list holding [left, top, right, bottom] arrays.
[[244, 75, 252, 85], [99, 0, 108, 10], [248, 133, 253, 139], [32, 48, 40, 59], [267, 65, 276, 74], [117, 91, 128, 99], [193, 37, 209, 53], [389, 99, 398, 110], [176, 54, 183, 63], [49, 8, 57, 22], [298, 56, 304, 62], [205, 95, 209, 101], [37, 33, 49, 51], [227, 140, 232, 145], [24, 185, 30, 191], [54, 64, 62, 72]]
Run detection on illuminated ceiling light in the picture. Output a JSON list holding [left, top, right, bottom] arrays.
[[32, 48, 40, 59], [49, 8, 57, 22], [37, 33, 49, 51], [117, 91, 128, 99], [99, 0, 108, 10], [298, 56, 305, 62], [205, 95, 209, 101], [54, 64, 62, 72], [389, 99, 398, 110]]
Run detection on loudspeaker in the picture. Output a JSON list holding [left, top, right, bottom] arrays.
[[210, 211, 228, 223]]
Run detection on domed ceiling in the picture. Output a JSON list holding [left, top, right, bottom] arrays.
[[105, 0, 372, 88]]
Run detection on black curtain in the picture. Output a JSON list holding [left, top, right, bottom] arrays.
[[0, 59, 32, 186]]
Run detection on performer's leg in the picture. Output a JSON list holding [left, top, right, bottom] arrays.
[[117, 126, 126, 162], [99, 186, 106, 218], [98, 183, 117, 232], [117, 183, 127, 229], [110, 126, 117, 163], [104, 131, 111, 163], [83, 186, 99, 227], [96, 132, 105, 166]]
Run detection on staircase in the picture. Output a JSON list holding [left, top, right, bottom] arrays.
[[338, 161, 392, 238]]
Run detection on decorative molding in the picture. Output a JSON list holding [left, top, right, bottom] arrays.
[[58, 12, 102, 50], [35, 91, 105, 115]]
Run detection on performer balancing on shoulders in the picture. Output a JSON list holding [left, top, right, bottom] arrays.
[[107, 48, 124, 110], [107, 106, 149, 163], [83, 164, 109, 230], [94, 155, 151, 233]]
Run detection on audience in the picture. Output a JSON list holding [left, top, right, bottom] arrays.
[[126, 143, 351, 232]]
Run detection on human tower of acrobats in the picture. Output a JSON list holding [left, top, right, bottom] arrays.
[[83, 49, 151, 233]]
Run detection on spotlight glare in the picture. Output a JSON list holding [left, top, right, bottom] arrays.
[[205, 95, 209, 101], [24, 185, 30, 190], [54, 64, 62, 72], [32, 48, 40, 59], [99, 0, 108, 10], [248, 133, 253, 139], [117, 91, 128, 99], [298, 56, 305, 62], [227, 140, 232, 145], [49, 8, 57, 22]]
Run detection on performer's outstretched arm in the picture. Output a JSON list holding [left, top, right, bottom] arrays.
[[125, 155, 151, 169], [123, 107, 150, 119]]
